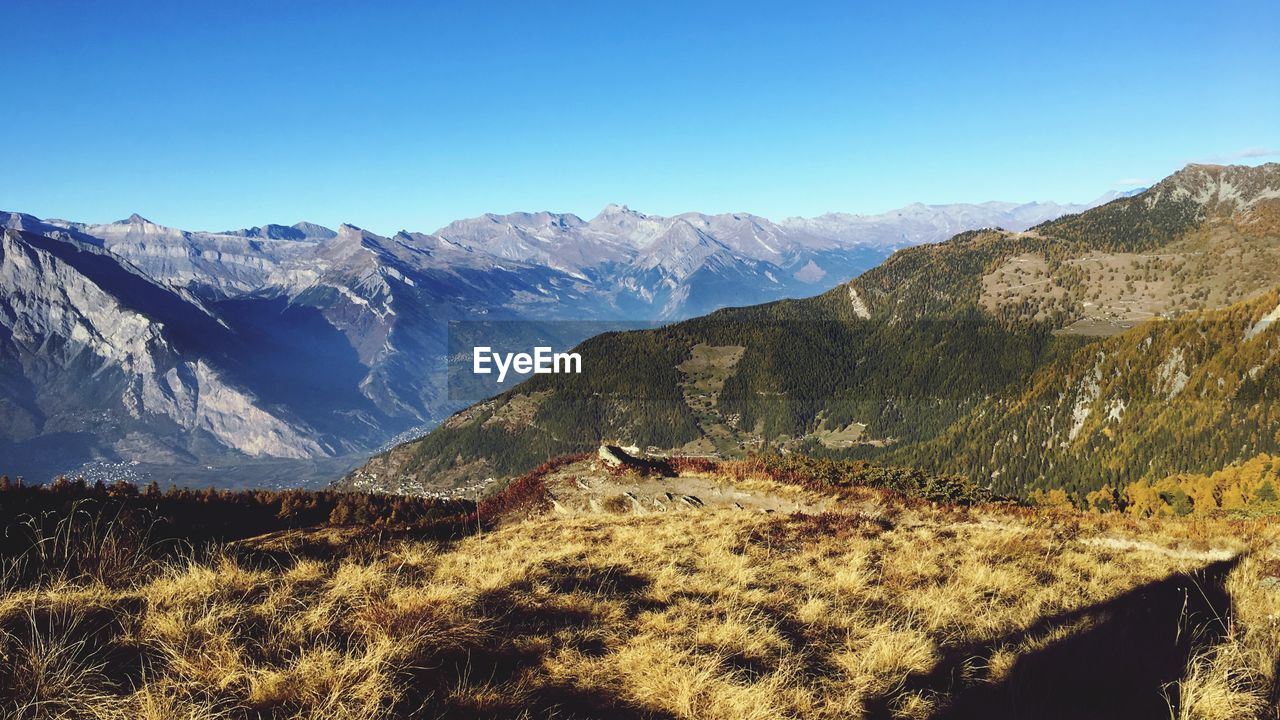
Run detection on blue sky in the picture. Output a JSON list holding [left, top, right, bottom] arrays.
[[3, 0, 1278, 234]]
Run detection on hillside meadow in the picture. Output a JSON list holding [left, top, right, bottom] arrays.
[[1, 458, 1277, 720]]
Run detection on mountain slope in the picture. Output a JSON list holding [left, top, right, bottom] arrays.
[[898, 290, 1280, 498], [342, 279, 1077, 495], [849, 163, 1280, 331], [348, 163, 1280, 496]]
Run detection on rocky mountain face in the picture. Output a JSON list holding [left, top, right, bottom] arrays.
[[43, 214, 331, 298], [0, 194, 1102, 483], [350, 164, 1280, 499], [0, 225, 325, 474]]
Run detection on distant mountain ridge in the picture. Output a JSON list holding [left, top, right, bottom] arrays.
[[0, 193, 1106, 483]]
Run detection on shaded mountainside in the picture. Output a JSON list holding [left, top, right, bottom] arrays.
[[348, 163, 1280, 497]]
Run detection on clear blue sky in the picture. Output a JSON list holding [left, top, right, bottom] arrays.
[[4, 0, 1278, 234]]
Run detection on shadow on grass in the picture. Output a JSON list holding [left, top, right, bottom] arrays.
[[397, 560, 677, 720], [861, 557, 1241, 720], [1271, 656, 1280, 720]]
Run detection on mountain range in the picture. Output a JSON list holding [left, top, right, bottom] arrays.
[[0, 196, 1109, 483], [346, 163, 1280, 499]]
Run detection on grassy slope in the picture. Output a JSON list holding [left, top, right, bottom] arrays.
[[2, 467, 1276, 719]]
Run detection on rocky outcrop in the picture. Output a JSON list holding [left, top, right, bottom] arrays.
[[597, 445, 630, 468]]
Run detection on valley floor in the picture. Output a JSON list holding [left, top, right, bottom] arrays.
[[1, 467, 1277, 719]]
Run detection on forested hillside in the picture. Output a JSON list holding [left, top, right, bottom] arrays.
[[342, 294, 1085, 494], [899, 291, 1280, 499]]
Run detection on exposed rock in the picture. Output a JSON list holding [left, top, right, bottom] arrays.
[[848, 286, 871, 319], [597, 445, 631, 468], [0, 227, 325, 471]]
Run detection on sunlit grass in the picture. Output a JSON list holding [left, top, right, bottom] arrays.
[[0, 475, 1274, 719]]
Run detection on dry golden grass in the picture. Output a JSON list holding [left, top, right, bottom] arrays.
[[1, 478, 1276, 719]]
